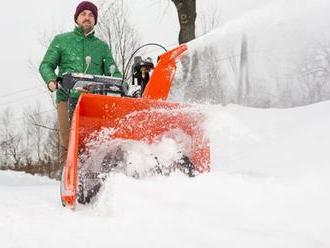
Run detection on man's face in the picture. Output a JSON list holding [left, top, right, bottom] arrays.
[[76, 10, 95, 34]]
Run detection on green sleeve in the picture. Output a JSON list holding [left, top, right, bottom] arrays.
[[39, 36, 61, 86], [103, 44, 122, 78]]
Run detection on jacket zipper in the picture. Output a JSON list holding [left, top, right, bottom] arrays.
[[83, 38, 86, 73]]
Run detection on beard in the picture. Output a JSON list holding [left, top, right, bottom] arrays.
[[80, 21, 94, 34]]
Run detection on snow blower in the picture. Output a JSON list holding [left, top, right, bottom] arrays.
[[60, 44, 210, 208]]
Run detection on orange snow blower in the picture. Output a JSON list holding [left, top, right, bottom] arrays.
[[60, 44, 210, 208]]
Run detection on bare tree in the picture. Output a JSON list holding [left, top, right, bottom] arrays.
[[96, 0, 142, 80], [0, 109, 13, 167], [42, 121, 60, 162], [24, 103, 47, 162], [237, 34, 250, 104], [196, 1, 222, 36], [0, 104, 62, 178], [4, 134, 23, 167], [297, 41, 330, 104], [0, 108, 26, 168]]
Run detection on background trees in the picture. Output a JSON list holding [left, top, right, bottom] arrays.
[[97, 0, 142, 80]]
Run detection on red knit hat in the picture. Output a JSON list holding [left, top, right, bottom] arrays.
[[74, 1, 98, 24]]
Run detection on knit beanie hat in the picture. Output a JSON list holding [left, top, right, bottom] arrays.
[[74, 1, 98, 24]]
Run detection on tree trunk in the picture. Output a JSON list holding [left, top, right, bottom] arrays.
[[238, 34, 249, 104], [172, 0, 196, 44]]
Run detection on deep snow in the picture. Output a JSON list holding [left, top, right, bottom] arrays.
[[1, 100, 330, 248]]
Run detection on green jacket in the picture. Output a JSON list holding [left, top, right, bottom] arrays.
[[39, 26, 122, 103]]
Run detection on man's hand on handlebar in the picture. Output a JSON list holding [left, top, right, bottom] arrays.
[[48, 81, 57, 92]]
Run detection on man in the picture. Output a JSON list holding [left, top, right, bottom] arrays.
[[39, 1, 121, 167]]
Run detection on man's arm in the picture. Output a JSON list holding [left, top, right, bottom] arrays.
[[103, 44, 122, 78], [39, 36, 61, 91]]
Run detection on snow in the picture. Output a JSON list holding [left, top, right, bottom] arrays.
[[169, 0, 330, 107], [79, 128, 189, 179], [1, 100, 330, 248]]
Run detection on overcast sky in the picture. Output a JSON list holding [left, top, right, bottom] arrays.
[[0, 0, 274, 117]]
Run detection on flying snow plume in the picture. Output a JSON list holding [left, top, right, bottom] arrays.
[[170, 0, 330, 107]]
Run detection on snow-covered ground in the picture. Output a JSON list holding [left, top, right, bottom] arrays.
[[1, 100, 330, 248]]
